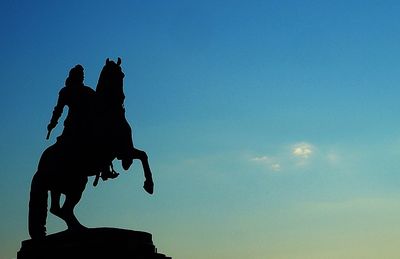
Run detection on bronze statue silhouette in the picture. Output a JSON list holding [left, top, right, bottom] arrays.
[[28, 58, 154, 240]]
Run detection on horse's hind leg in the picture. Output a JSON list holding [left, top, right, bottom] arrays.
[[132, 148, 154, 194], [58, 178, 88, 230], [49, 190, 61, 216], [59, 191, 86, 230]]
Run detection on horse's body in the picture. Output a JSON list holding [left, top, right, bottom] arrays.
[[28, 58, 153, 239]]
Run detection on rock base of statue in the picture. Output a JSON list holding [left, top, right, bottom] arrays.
[[17, 227, 171, 259]]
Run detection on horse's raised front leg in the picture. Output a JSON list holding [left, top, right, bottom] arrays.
[[132, 148, 154, 194]]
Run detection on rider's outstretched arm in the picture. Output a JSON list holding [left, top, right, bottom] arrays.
[[47, 88, 67, 138]]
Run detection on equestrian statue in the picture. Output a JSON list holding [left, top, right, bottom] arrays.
[[28, 58, 154, 239]]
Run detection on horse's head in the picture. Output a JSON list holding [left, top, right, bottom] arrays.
[[105, 57, 124, 78], [96, 57, 125, 105]]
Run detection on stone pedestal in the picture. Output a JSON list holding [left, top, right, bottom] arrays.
[[17, 227, 171, 259]]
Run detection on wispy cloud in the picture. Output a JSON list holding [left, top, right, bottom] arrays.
[[250, 155, 281, 172], [248, 141, 353, 174], [250, 141, 320, 172], [250, 156, 269, 162]]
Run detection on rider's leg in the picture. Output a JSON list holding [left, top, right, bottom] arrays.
[[122, 157, 133, 171]]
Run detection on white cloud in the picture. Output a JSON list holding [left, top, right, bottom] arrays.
[[292, 142, 314, 159]]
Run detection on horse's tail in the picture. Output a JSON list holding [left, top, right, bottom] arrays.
[[28, 172, 48, 239]]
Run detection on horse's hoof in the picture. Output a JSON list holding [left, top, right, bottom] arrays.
[[68, 224, 88, 231], [143, 179, 154, 194], [31, 232, 46, 240], [29, 226, 46, 240]]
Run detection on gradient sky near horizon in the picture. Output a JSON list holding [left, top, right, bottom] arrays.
[[2, 1, 400, 258]]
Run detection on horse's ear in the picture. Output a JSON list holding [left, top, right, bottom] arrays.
[[106, 58, 110, 64], [117, 57, 122, 66]]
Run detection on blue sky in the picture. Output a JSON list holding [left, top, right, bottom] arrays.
[[2, 1, 400, 258]]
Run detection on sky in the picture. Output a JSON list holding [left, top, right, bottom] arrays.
[[2, 0, 400, 258]]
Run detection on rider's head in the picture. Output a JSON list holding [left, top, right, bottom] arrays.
[[66, 65, 84, 87]]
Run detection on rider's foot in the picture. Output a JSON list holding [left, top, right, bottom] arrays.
[[101, 170, 119, 181], [143, 179, 154, 194]]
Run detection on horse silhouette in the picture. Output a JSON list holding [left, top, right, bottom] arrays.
[[28, 58, 154, 239]]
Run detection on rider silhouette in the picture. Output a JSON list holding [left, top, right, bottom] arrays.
[[47, 65, 118, 181], [47, 65, 94, 143]]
